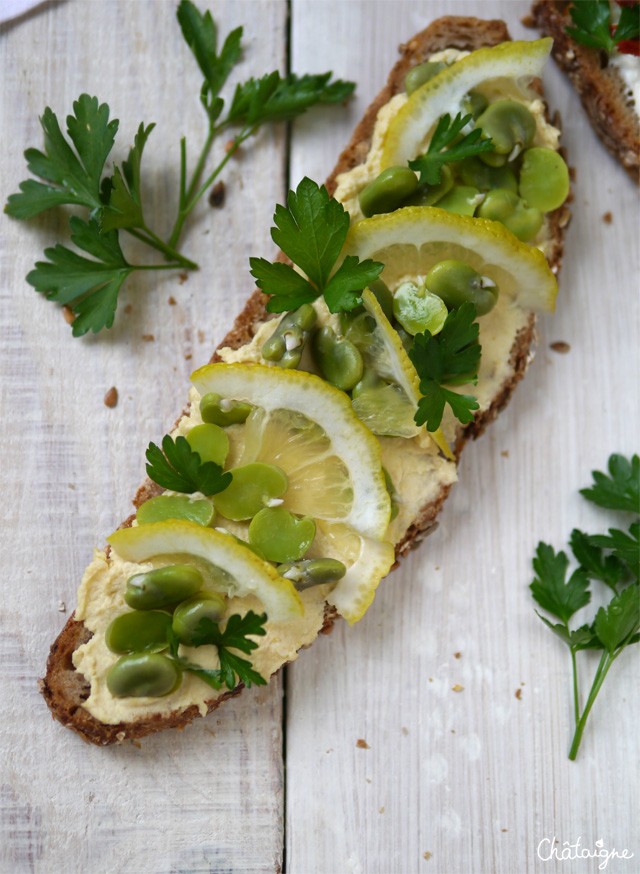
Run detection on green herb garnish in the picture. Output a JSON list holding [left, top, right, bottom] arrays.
[[5, 1, 355, 336], [168, 610, 267, 690], [530, 454, 640, 760], [145, 435, 232, 496], [250, 177, 384, 313], [408, 112, 494, 186], [566, 0, 640, 55], [409, 302, 481, 432]]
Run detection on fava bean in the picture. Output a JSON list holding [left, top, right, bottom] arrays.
[[425, 260, 498, 316], [462, 89, 489, 120], [359, 166, 418, 217], [172, 594, 228, 645], [105, 610, 172, 654], [457, 156, 517, 193], [404, 61, 446, 95], [393, 280, 448, 335], [107, 653, 181, 698], [476, 99, 536, 164], [277, 557, 347, 590], [261, 304, 317, 368], [125, 564, 203, 610], [136, 495, 215, 527], [477, 188, 543, 242], [186, 423, 229, 466], [312, 326, 364, 391], [351, 368, 385, 399], [404, 165, 454, 207], [200, 392, 253, 427], [248, 507, 316, 563], [383, 467, 399, 521], [518, 147, 570, 212], [434, 184, 482, 216], [214, 462, 288, 521]]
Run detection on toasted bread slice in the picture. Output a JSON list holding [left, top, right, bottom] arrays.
[[530, 0, 640, 183], [41, 16, 571, 745]]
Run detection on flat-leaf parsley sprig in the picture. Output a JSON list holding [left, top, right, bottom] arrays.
[[250, 177, 384, 313], [5, 1, 355, 336], [409, 112, 494, 186], [530, 453, 639, 760], [145, 434, 232, 496], [566, 0, 640, 56]]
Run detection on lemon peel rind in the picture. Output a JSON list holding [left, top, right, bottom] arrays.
[[108, 520, 304, 621], [345, 206, 558, 312], [380, 38, 553, 168], [190, 363, 392, 539], [328, 534, 395, 624]]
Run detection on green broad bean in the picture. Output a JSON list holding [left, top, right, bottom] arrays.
[[261, 304, 317, 368], [136, 495, 215, 527], [404, 61, 446, 95], [432, 184, 482, 217], [518, 147, 570, 212], [393, 280, 448, 335], [404, 165, 454, 207], [214, 462, 288, 521], [125, 564, 203, 610], [200, 392, 253, 427], [425, 260, 498, 316], [172, 594, 228, 645], [477, 188, 543, 242], [277, 558, 347, 590], [359, 166, 418, 218], [105, 610, 172, 654], [351, 368, 385, 399], [312, 326, 364, 391], [186, 423, 229, 466], [383, 467, 399, 521], [248, 507, 316, 563], [476, 99, 536, 164], [462, 89, 489, 120], [457, 156, 518, 193], [107, 653, 181, 698]]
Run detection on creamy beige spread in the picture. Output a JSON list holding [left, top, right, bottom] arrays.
[[74, 44, 550, 726]]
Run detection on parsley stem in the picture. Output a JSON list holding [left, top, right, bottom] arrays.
[[568, 650, 614, 761], [569, 645, 580, 726], [127, 227, 198, 270]]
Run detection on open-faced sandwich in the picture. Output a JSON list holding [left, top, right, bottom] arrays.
[[42, 17, 572, 744]]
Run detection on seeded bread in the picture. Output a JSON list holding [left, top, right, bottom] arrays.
[[530, 0, 640, 183], [41, 16, 571, 745]]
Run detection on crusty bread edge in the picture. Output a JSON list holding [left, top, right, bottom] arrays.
[[41, 16, 569, 745]]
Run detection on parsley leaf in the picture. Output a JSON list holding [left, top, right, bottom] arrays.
[[569, 528, 629, 593], [579, 453, 639, 513], [145, 435, 232, 496], [409, 302, 481, 431], [101, 122, 155, 232], [589, 522, 640, 574], [178, 611, 268, 689], [594, 584, 640, 653], [5, 95, 118, 219], [26, 217, 132, 336], [250, 177, 383, 313], [408, 112, 494, 186], [566, 0, 639, 54], [530, 543, 591, 623]]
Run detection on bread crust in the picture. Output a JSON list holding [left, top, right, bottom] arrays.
[[41, 16, 568, 745], [530, 0, 640, 183]]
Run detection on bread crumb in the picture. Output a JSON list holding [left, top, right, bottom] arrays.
[[423, 851, 432, 861], [602, 211, 613, 224], [62, 305, 75, 324], [209, 180, 226, 208], [356, 738, 370, 749], [428, 677, 433, 683], [379, 806, 385, 814], [401, 727, 409, 736], [515, 688, 522, 700], [58, 601, 66, 612], [198, 329, 206, 343], [501, 828, 508, 833], [366, 778, 372, 784], [104, 386, 118, 408], [185, 353, 193, 360], [569, 165, 577, 182], [225, 139, 241, 156], [453, 651, 461, 659], [168, 296, 177, 306], [178, 273, 188, 285], [550, 341, 570, 354], [520, 12, 534, 27], [501, 449, 509, 458], [451, 684, 464, 693], [451, 729, 456, 734], [124, 304, 133, 314], [142, 334, 155, 342]]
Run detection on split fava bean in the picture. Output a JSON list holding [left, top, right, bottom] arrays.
[[476, 99, 536, 164], [124, 564, 203, 610], [200, 392, 253, 427], [404, 165, 454, 208], [477, 188, 543, 242], [359, 166, 418, 218], [518, 147, 570, 212], [277, 558, 347, 590], [404, 61, 446, 95], [136, 495, 215, 527], [186, 423, 229, 466], [457, 156, 517, 193], [312, 326, 364, 391], [425, 260, 499, 316], [105, 610, 172, 654], [261, 304, 317, 368], [107, 653, 181, 698], [435, 184, 482, 216], [214, 462, 288, 521], [393, 280, 448, 336], [172, 594, 227, 645], [248, 506, 316, 564], [462, 89, 488, 120]]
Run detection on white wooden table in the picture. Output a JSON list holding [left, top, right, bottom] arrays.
[[1, 1, 638, 872]]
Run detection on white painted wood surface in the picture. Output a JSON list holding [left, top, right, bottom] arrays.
[[1, 2, 638, 873]]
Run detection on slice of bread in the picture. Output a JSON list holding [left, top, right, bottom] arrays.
[[41, 16, 571, 745], [530, 0, 640, 183]]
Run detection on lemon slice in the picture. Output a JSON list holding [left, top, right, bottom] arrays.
[[352, 289, 452, 457], [191, 363, 391, 539], [108, 520, 303, 621], [380, 39, 552, 168], [343, 206, 558, 312]]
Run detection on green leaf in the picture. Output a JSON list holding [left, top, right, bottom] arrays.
[[322, 256, 383, 313], [26, 216, 132, 336], [594, 584, 640, 654], [616, 4, 640, 43], [589, 522, 640, 577], [5, 95, 118, 219], [569, 528, 629, 592], [530, 542, 591, 624], [566, 1, 616, 53], [101, 122, 155, 232], [145, 435, 232, 496], [187, 610, 268, 689], [414, 381, 478, 432], [579, 453, 639, 513], [249, 258, 317, 312], [409, 112, 494, 186]]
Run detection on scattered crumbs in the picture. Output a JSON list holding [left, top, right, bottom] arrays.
[[168, 296, 177, 306], [602, 211, 613, 225], [520, 12, 534, 27], [515, 688, 522, 700], [453, 651, 462, 660], [435, 566, 440, 571], [379, 806, 385, 814], [178, 272, 188, 285], [185, 352, 193, 360], [423, 851, 432, 861], [197, 329, 206, 343], [501, 828, 508, 833], [550, 340, 570, 354], [225, 139, 240, 155], [87, 792, 95, 803], [326, 748, 333, 754], [428, 677, 433, 683], [131, 740, 142, 749], [142, 334, 155, 342], [124, 304, 133, 315], [68, 483, 76, 490], [104, 386, 118, 408], [521, 682, 525, 686], [57, 601, 66, 613], [401, 727, 409, 736], [451, 684, 464, 693], [209, 180, 226, 208], [568, 165, 577, 182], [62, 305, 75, 324], [450, 729, 456, 734], [366, 778, 372, 784], [501, 450, 509, 458], [356, 738, 370, 750]]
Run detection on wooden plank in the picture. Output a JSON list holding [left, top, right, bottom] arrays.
[[286, 2, 639, 873], [0, 2, 288, 871]]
